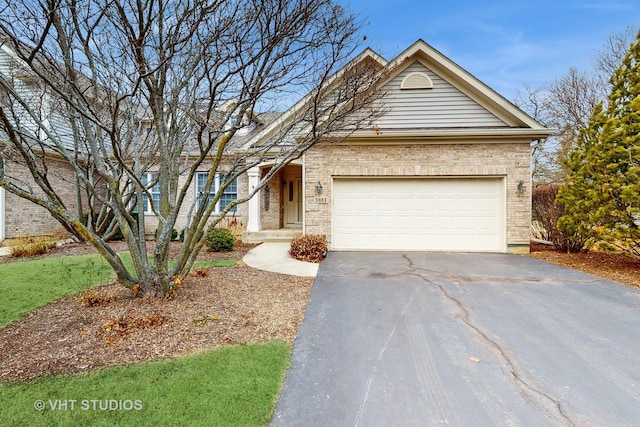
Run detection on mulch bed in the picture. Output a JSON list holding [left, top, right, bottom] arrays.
[[528, 242, 640, 289], [0, 241, 313, 382]]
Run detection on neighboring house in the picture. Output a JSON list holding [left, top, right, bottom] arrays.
[[0, 39, 551, 253], [0, 40, 87, 240]]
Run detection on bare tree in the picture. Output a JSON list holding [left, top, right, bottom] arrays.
[[514, 84, 561, 184], [593, 25, 638, 90], [515, 69, 603, 184], [515, 26, 637, 185], [0, 0, 383, 296]]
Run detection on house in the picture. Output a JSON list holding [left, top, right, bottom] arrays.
[[240, 40, 551, 253], [0, 40, 88, 241], [0, 39, 551, 253]]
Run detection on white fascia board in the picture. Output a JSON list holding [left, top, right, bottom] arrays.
[[0, 43, 22, 63]]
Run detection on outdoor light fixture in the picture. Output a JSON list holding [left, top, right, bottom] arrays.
[[517, 180, 526, 195], [315, 181, 323, 194]]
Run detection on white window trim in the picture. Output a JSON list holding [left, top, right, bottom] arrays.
[[196, 172, 237, 214], [141, 172, 160, 214]]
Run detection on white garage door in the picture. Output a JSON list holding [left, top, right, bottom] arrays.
[[332, 178, 505, 252]]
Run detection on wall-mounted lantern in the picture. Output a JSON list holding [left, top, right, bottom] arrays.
[[315, 181, 323, 194], [517, 180, 526, 195]]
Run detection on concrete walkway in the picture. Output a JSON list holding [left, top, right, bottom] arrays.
[[243, 241, 318, 277]]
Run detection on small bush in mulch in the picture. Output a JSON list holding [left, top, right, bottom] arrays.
[[221, 213, 245, 241], [289, 234, 327, 263], [206, 228, 236, 252]]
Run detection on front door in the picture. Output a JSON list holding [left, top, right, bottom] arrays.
[[285, 175, 302, 226]]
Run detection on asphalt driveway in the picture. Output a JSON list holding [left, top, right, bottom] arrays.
[[271, 252, 640, 427]]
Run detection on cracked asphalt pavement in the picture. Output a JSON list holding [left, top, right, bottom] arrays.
[[271, 252, 640, 426]]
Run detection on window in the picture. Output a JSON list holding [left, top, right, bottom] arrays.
[[219, 175, 238, 213], [196, 172, 237, 213], [140, 173, 160, 213]]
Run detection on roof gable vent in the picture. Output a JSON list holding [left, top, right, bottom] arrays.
[[400, 72, 433, 90]]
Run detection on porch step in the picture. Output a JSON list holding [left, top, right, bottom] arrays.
[[242, 228, 302, 243]]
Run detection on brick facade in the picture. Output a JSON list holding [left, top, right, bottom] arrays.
[[303, 140, 532, 253], [1, 156, 249, 240], [3, 157, 84, 238], [142, 167, 249, 235], [2, 142, 532, 253], [259, 167, 283, 229]]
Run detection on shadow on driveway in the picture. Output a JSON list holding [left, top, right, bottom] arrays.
[[271, 252, 640, 426]]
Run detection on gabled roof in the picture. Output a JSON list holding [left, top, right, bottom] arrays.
[[240, 47, 388, 150], [244, 39, 552, 147], [381, 39, 549, 131]]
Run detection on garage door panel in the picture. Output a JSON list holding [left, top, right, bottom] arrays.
[[332, 178, 505, 252]]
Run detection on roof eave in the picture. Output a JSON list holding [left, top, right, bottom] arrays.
[[325, 127, 555, 142], [240, 47, 388, 150]]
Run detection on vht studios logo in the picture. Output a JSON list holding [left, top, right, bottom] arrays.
[[34, 399, 143, 411]]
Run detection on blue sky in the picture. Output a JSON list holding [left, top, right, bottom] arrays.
[[339, 0, 639, 101]]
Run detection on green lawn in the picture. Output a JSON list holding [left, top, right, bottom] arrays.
[[0, 252, 289, 426], [0, 253, 235, 326], [0, 341, 290, 427], [0, 254, 113, 326]]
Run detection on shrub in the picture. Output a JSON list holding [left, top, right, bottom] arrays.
[[533, 184, 589, 252], [289, 234, 327, 263], [9, 236, 58, 257], [155, 227, 178, 241], [532, 184, 563, 242], [206, 228, 236, 252]]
